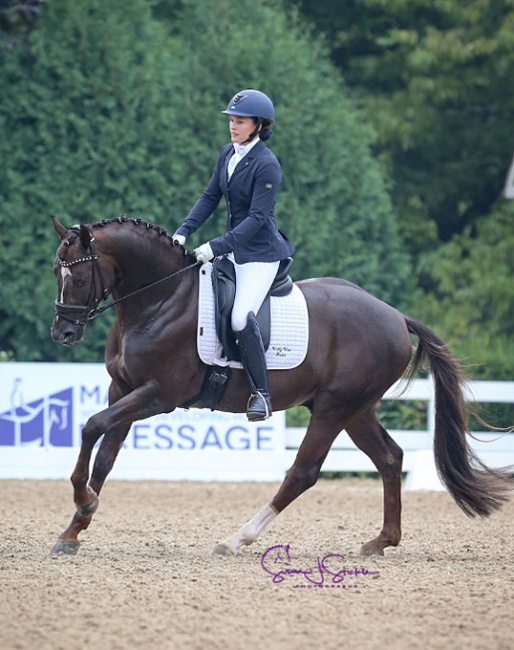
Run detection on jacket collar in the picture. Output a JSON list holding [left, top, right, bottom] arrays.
[[233, 135, 261, 158]]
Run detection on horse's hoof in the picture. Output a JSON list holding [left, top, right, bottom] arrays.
[[76, 495, 99, 517], [51, 539, 80, 556], [212, 542, 236, 556], [360, 543, 385, 557]]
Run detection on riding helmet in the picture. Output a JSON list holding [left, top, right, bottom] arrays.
[[222, 89, 274, 122]]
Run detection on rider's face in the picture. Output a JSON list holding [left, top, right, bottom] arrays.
[[229, 115, 258, 144]]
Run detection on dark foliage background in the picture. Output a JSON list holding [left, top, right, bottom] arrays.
[[0, 0, 512, 385]]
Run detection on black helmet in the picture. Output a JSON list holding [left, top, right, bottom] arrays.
[[222, 89, 274, 122]]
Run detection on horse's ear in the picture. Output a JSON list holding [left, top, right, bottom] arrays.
[[51, 215, 69, 240], [79, 224, 92, 250]]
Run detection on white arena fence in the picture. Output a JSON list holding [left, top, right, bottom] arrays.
[[0, 363, 513, 490], [287, 378, 514, 491]]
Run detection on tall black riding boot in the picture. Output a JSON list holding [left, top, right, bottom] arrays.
[[236, 312, 272, 422]]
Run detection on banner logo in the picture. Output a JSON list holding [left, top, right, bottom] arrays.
[[0, 378, 73, 447]]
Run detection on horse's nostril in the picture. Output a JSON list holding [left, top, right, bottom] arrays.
[[58, 330, 76, 346]]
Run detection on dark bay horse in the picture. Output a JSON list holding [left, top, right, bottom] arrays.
[[50, 215, 512, 556]]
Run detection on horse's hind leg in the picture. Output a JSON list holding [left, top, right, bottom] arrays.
[[213, 402, 345, 556], [345, 408, 403, 556]]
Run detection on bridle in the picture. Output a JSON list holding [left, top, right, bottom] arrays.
[[54, 226, 199, 329], [54, 226, 110, 329]]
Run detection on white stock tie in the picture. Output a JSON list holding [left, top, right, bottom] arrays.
[[227, 151, 241, 180]]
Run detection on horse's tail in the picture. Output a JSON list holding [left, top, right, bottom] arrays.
[[404, 315, 512, 517]]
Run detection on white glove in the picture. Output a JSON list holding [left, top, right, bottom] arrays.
[[172, 232, 186, 246], [194, 243, 214, 264]]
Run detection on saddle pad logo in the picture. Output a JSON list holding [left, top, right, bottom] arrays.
[[0, 380, 73, 447]]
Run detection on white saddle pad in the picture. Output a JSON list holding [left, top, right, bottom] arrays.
[[197, 262, 309, 370]]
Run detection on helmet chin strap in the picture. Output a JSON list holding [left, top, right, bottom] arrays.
[[242, 117, 263, 145]]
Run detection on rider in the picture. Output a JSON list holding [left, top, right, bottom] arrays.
[[172, 89, 295, 422]]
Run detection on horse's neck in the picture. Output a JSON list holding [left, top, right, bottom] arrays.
[[97, 225, 196, 304]]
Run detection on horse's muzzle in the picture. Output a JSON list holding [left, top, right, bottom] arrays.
[[51, 319, 85, 346], [51, 302, 88, 346]]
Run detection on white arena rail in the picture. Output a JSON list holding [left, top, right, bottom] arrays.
[[285, 379, 514, 491], [0, 362, 512, 489]]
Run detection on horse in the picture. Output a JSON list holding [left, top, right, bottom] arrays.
[[49, 215, 512, 556]]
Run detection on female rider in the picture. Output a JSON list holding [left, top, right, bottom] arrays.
[[172, 89, 295, 421]]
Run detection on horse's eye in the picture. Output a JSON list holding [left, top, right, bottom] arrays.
[[73, 277, 87, 287]]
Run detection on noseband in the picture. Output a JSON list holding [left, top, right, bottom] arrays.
[[54, 228, 110, 328]]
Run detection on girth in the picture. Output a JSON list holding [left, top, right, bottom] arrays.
[[211, 256, 294, 361]]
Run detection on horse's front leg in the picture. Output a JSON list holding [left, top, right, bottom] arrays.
[[51, 383, 167, 555], [50, 411, 109, 555], [50, 422, 131, 556], [50, 511, 95, 556]]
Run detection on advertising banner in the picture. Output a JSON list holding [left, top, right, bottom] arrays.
[[0, 363, 286, 481]]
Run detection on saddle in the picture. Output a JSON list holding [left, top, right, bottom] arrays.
[[211, 256, 294, 362]]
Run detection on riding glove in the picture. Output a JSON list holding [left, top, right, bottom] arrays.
[[172, 232, 186, 246], [194, 243, 214, 264]]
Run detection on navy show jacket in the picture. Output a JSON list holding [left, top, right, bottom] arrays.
[[177, 140, 295, 264]]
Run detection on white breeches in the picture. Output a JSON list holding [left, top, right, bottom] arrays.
[[229, 255, 280, 332]]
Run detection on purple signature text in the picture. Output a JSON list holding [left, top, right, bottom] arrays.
[[261, 544, 380, 588]]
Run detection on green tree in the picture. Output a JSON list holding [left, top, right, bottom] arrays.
[[0, 0, 46, 48], [161, 0, 411, 299], [410, 202, 514, 380], [0, 0, 409, 362], [287, 0, 514, 382], [0, 0, 183, 361], [287, 0, 514, 252]]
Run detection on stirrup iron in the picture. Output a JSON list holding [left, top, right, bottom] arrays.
[[247, 390, 272, 422]]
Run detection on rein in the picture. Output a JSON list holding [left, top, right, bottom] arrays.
[[55, 226, 200, 326], [90, 260, 200, 320]]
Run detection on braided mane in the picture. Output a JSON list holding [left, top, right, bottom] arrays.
[[92, 215, 173, 243], [90, 215, 196, 262]]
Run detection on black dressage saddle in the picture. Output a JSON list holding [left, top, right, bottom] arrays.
[[210, 255, 294, 361]]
